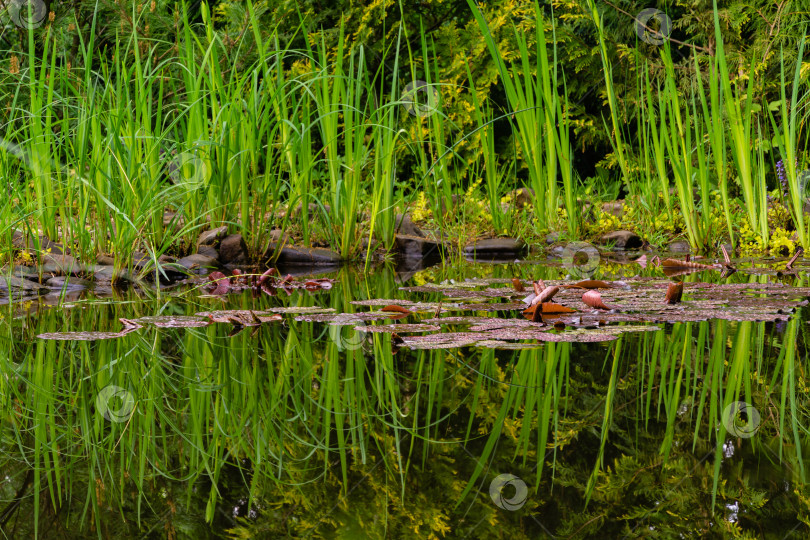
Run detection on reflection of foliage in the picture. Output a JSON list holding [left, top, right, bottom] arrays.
[[2, 269, 810, 537]]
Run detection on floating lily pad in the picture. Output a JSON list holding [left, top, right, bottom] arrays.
[[294, 311, 408, 325], [37, 318, 143, 341], [399, 332, 482, 350], [37, 331, 129, 341], [421, 316, 506, 325], [136, 315, 210, 328], [264, 306, 335, 314], [350, 299, 417, 306], [475, 340, 543, 350], [468, 320, 548, 332], [355, 324, 441, 333], [195, 310, 282, 325], [453, 302, 527, 312]]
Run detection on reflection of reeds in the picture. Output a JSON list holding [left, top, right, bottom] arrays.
[[2, 267, 808, 534]]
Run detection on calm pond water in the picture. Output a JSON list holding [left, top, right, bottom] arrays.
[[1, 258, 808, 538]]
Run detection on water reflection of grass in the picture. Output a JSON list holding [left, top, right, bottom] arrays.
[[1, 267, 808, 537]]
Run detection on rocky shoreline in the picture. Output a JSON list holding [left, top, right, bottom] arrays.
[[1, 206, 690, 301]]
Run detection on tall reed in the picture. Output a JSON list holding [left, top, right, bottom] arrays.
[[466, 0, 579, 234]]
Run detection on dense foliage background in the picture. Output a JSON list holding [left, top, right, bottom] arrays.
[[15, 0, 801, 182], [1, 0, 809, 261]]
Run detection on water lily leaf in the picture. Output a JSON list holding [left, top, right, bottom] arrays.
[[468, 320, 547, 332], [37, 318, 143, 341], [196, 310, 282, 325], [295, 311, 408, 325], [455, 302, 527, 312], [264, 306, 335, 314], [399, 332, 482, 350], [476, 340, 542, 350], [136, 315, 210, 328], [355, 324, 440, 333], [351, 299, 416, 306], [420, 316, 504, 325]]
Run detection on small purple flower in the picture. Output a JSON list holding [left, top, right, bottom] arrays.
[[776, 157, 800, 197], [776, 159, 787, 196]]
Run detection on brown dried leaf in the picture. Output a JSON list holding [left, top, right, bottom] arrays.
[[582, 290, 612, 310], [660, 258, 718, 271], [664, 282, 684, 304], [208, 271, 229, 295], [381, 304, 413, 315], [565, 280, 613, 290], [511, 278, 525, 292], [257, 267, 278, 285], [541, 302, 577, 314], [531, 286, 560, 306]]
